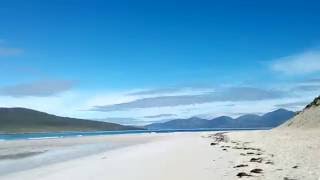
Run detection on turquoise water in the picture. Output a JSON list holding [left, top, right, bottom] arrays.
[[0, 128, 269, 141]]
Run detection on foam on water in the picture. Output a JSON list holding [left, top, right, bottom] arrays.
[[27, 136, 63, 140]]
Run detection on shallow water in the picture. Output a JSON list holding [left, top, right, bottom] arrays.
[[0, 141, 128, 175]]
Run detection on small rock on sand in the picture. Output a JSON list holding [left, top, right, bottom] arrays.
[[236, 172, 252, 178], [265, 161, 274, 165], [250, 168, 263, 174], [283, 177, 297, 180], [233, 164, 249, 168], [250, 157, 263, 163]]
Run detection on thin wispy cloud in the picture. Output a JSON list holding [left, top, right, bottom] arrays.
[[275, 101, 309, 109], [0, 80, 76, 97], [144, 114, 176, 118], [0, 47, 23, 56], [292, 85, 320, 92], [271, 50, 320, 75], [289, 77, 320, 92], [91, 87, 286, 112], [128, 87, 213, 96], [300, 78, 320, 83], [128, 88, 181, 96]]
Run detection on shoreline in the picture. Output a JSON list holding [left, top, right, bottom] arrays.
[[1, 130, 319, 180], [0, 133, 164, 176], [0, 128, 269, 141]]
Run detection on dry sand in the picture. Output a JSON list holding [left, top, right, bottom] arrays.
[[0, 130, 319, 180], [227, 129, 320, 180], [281, 105, 320, 129]]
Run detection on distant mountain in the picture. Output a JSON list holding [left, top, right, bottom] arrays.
[[146, 117, 209, 130], [0, 108, 142, 133], [281, 96, 320, 129], [145, 109, 295, 130]]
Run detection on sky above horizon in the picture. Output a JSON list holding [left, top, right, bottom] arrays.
[[1, 0, 320, 125]]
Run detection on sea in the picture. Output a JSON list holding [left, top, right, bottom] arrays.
[[0, 128, 269, 141]]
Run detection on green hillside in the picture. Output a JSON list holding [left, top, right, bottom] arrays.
[[0, 108, 141, 133]]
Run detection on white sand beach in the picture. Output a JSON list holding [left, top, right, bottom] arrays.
[[2, 1, 320, 179], [1, 129, 319, 180]]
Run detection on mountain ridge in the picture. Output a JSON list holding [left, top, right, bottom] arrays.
[[145, 109, 295, 130]]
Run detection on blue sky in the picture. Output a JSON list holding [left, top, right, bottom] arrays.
[[1, 0, 320, 125]]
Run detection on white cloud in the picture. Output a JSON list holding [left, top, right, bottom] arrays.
[[127, 87, 214, 97], [271, 50, 320, 75], [91, 87, 286, 112], [0, 91, 81, 117], [0, 80, 76, 97], [0, 84, 318, 125]]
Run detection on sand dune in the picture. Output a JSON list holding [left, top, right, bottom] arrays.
[[281, 104, 320, 129]]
